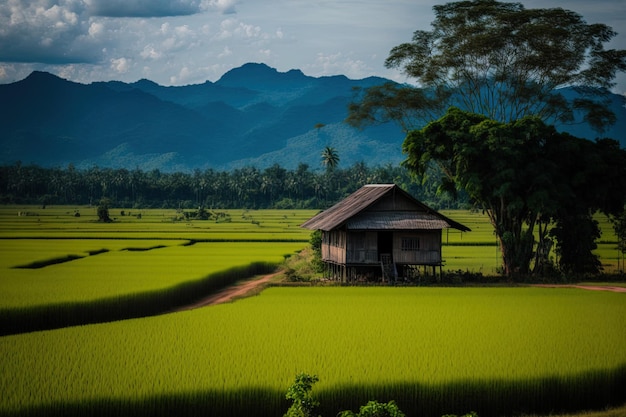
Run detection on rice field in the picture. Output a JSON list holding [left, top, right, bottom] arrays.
[[1, 206, 624, 417], [0, 206, 312, 334], [0, 287, 624, 417], [0, 205, 316, 240], [0, 241, 304, 309]]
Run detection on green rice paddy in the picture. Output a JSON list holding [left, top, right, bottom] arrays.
[[0, 287, 624, 417], [0, 241, 304, 309], [0, 206, 312, 334], [0, 205, 624, 417]]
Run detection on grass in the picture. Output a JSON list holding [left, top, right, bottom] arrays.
[[1, 287, 624, 417]]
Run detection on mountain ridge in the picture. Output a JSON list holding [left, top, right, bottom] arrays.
[[0, 63, 624, 172]]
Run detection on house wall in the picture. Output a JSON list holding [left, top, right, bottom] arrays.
[[346, 232, 378, 263], [370, 194, 421, 211], [321, 230, 346, 264], [393, 230, 442, 265], [323, 229, 443, 266]]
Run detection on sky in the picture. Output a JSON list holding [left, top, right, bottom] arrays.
[[1, 0, 625, 93]]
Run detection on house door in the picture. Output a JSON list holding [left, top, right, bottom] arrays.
[[378, 232, 393, 261]]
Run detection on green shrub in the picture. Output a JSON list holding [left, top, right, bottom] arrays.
[[338, 400, 406, 417], [284, 373, 320, 417]]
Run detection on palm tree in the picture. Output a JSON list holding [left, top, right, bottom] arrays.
[[321, 146, 339, 172]]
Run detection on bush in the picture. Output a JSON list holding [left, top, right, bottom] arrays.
[[284, 373, 320, 417], [338, 400, 406, 417], [97, 198, 112, 223], [282, 373, 484, 417]]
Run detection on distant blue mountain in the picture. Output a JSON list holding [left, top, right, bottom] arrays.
[[0, 63, 623, 171]]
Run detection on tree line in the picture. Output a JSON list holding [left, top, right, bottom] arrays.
[[0, 161, 464, 210]]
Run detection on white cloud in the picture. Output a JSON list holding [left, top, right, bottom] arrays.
[[0, 0, 116, 64], [169, 65, 202, 84], [309, 52, 371, 79], [175, 24, 192, 36], [110, 57, 130, 73], [217, 18, 267, 41], [236, 22, 260, 38], [218, 46, 232, 58], [160, 23, 198, 52], [207, 0, 239, 15], [140, 45, 161, 60], [58, 64, 78, 80], [88, 21, 103, 37]]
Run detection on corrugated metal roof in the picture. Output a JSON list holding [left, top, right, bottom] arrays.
[[347, 211, 451, 230], [301, 184, 471, 232]]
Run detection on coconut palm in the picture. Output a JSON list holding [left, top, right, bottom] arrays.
[[321, 146, 339, 172]]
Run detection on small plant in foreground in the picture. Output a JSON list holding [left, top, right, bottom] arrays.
[[284, 372, 480, 417], [338, 400, 406, 417], [284, 373, 320, 417]]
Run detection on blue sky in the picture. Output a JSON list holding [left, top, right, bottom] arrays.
[[1, 0, 625, 93]]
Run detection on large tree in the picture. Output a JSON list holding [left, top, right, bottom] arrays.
[[347, 0, 626, 277], [347, 0, 626, 132], [404, 107, 626, 276]]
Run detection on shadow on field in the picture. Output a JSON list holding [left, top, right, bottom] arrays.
[[0, 262, 277, 336], [12, 254, 88, 269], [2, 366, 625, 417]]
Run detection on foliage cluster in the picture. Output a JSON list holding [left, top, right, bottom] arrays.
[[285, 373, 407, 417], [403, 108, 626, 278], [348, 0, 626, 132], [282, 247, 323, 282], [284, 373, 320, 417], [338, 401, 406, 417]]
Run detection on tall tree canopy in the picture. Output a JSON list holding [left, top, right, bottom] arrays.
[[347, 0, 626, 132], [347, 0, 626, 278], [404, 107, 626, 276]]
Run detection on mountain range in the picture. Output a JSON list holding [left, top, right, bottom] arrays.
[[0, 63, 624, 172]]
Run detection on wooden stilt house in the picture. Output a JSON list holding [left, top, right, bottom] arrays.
[[301, 184, 471, 282]]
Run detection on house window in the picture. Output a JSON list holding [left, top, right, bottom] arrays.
[[401, 237, 420, 251]]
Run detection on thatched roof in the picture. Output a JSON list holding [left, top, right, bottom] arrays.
[[301, 184, 470, 232]]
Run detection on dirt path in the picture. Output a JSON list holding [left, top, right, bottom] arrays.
[[532, 284, 626, 293], [175, 271, 282, 311]]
